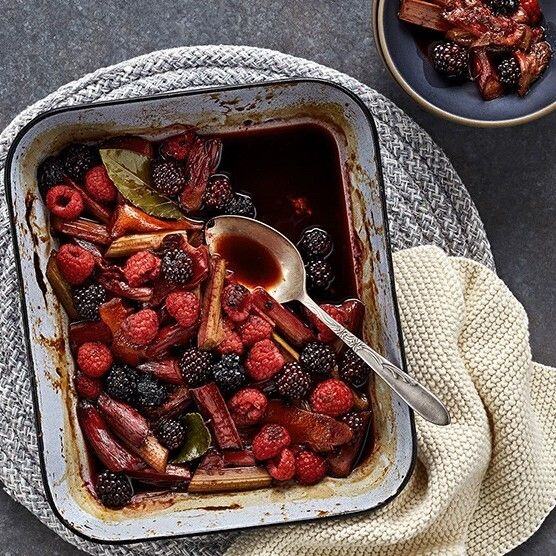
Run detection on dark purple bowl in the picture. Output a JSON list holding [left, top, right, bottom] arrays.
[[374, 0, 556, 126]]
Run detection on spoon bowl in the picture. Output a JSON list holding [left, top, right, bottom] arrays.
[[205, 215, 450, 426]]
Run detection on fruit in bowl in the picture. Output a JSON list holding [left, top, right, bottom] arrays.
[[38, 129, 373, 509]]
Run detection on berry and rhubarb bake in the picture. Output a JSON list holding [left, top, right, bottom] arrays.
[[399, 0, 552, 100], [38, 129, 373, 509]]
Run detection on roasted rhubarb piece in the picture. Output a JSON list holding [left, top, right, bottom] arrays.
[[179, 137, 222, 213], [327, 411, 371, 478], [77, 401, 142, 472], [223, 449, 257, 468], [191, 383, 242, 450], [111, 329, 147, 366], [263, 400, 352, 452], [146, 324, 196, 358], [66, 179, 112, 223], [102, 135, 155, 158], [398, 0, 451, 32], [146, 385, 191, 421], [251, 287, 315, 346], [198, 256, 226, 349], [127, 463, 191, 487], [137, 359, 183, 384], [46, 252, 78, 320], [97, 393, 149, 448], [51, 216, 111, 246], [188, 467, 271, 493], [69, 320, 112, 351], [472, 48, 504, 100], [520, 0, 542, 24], [99, 297, 132, 333], [98, 266, 153, 302], [110, 203, 202, 239], [515, 42, 552, 96], [105, 231, 188, 258]]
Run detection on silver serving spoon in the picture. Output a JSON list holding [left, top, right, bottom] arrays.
[[205, 215, 450, 426]]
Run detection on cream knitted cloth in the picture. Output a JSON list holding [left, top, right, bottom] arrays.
[[226, 246, 555, 556]]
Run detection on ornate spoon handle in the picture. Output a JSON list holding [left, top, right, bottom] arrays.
[[300, 294, 450, 425]]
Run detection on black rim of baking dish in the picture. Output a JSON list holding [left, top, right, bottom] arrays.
[[4, 78, 417, 545]]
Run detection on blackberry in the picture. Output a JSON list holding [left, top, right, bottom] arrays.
[[203, 174, 234, 211], [179, 347, 213, 387], [306, 259, 334, 291], [338, 350, 369, 387], [340, 411, 367, 437], [498, 58, 521, 89], [299, 341, 336, 376], [161, 248, 193, 284], [211, 354, 246, 395], [151, 159, 187, 196], [224, 193, 256, 217], [298, 228, 333, 261], [104, 364, 139, 404], [155, 419, 186, 451], [37, 156, 65, 196], [485, 0, 519, 16], [74, 283, 107, 321], [431, 42, 469, 80], [95, 470, 133, 509], [61, 144, 100, 182], [135, 373, 169, 410], [274, 362, 312, 400], [224, 283, 250, 308]]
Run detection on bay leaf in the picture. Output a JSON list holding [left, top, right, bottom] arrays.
[[100, 148, 185, 220], [172, 412, 212, 463]]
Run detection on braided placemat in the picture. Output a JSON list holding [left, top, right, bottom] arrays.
[[0, 45, 493, 555]]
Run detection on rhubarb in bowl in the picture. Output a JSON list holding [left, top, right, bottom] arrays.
[[5, 80, 415, 542], [374, 0, 555, 126]]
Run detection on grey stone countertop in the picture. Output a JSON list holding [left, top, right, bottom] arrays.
[[0, 1, 553, 554]]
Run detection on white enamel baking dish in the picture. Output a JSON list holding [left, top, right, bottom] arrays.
[[4, 79, 416, 543]]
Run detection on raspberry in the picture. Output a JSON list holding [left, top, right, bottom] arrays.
[[166, 291, 200, 328], [228, 388, 268, 426], [161, 248, 193, 285], [306, 259, 334, 291], [56, 244, 95, 285], [84, 165, 117, 203], [61, 143, 100, 182], [224, 193, 256, 217], [310, 378, 354, 417], [160, 131, 196, 161], [123, 250, 161, 287], [267, 448, 295, 481], [135, 373, 168, 410], [120, 309, 159, 346], [37, 156, 65, 196], [104, 364, 139, 403], [74, 283, 106, 321], [252, 424, 291, 460], [238, 315, 273, 346], [338, 350, 369, 387], [294, 449, 327, 485], [151, 159, 187, 196], [203, 174, 234, 211], [274, 362, 312, 400], [77, 341, 113, 378], [46, 185, 84, 220], [211, 354, 246, 395], [179, 347, 213, 387], [221, 283, 252, 323], [309, 304, 347, 343], [299, 341, 336, 376], [217, 320, 244, 356], [95, 470, 133, 509], [155, 419, 186, 451], [245, 339, 285, 381], [74, 372, 102, 400], [297, 228, 333, 261]]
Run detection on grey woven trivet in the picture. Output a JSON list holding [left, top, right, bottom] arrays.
[[0, 45, 493, 556]]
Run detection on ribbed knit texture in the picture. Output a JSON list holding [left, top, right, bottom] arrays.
[[225, 246, 555, 556]]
